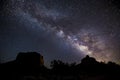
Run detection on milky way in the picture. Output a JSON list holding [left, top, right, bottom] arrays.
[[0, 0, 120, 66]]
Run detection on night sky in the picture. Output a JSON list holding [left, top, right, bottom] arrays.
[[0, 0, 120, 67]]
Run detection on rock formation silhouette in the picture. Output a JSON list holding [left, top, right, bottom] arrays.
[[16, 52, 44, 66], [1, 53, 120, 80], [0, 52, 45, 80]]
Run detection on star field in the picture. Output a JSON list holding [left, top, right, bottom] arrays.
[[0, 0, 120, 66]]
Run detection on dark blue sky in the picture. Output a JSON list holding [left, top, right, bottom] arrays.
[[0, 0, 120, 67]]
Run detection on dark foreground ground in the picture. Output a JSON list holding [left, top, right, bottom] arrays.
[[0, 52, 120, 80]]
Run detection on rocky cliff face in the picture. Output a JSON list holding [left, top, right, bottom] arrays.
[[16, 52, 44, 66]]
